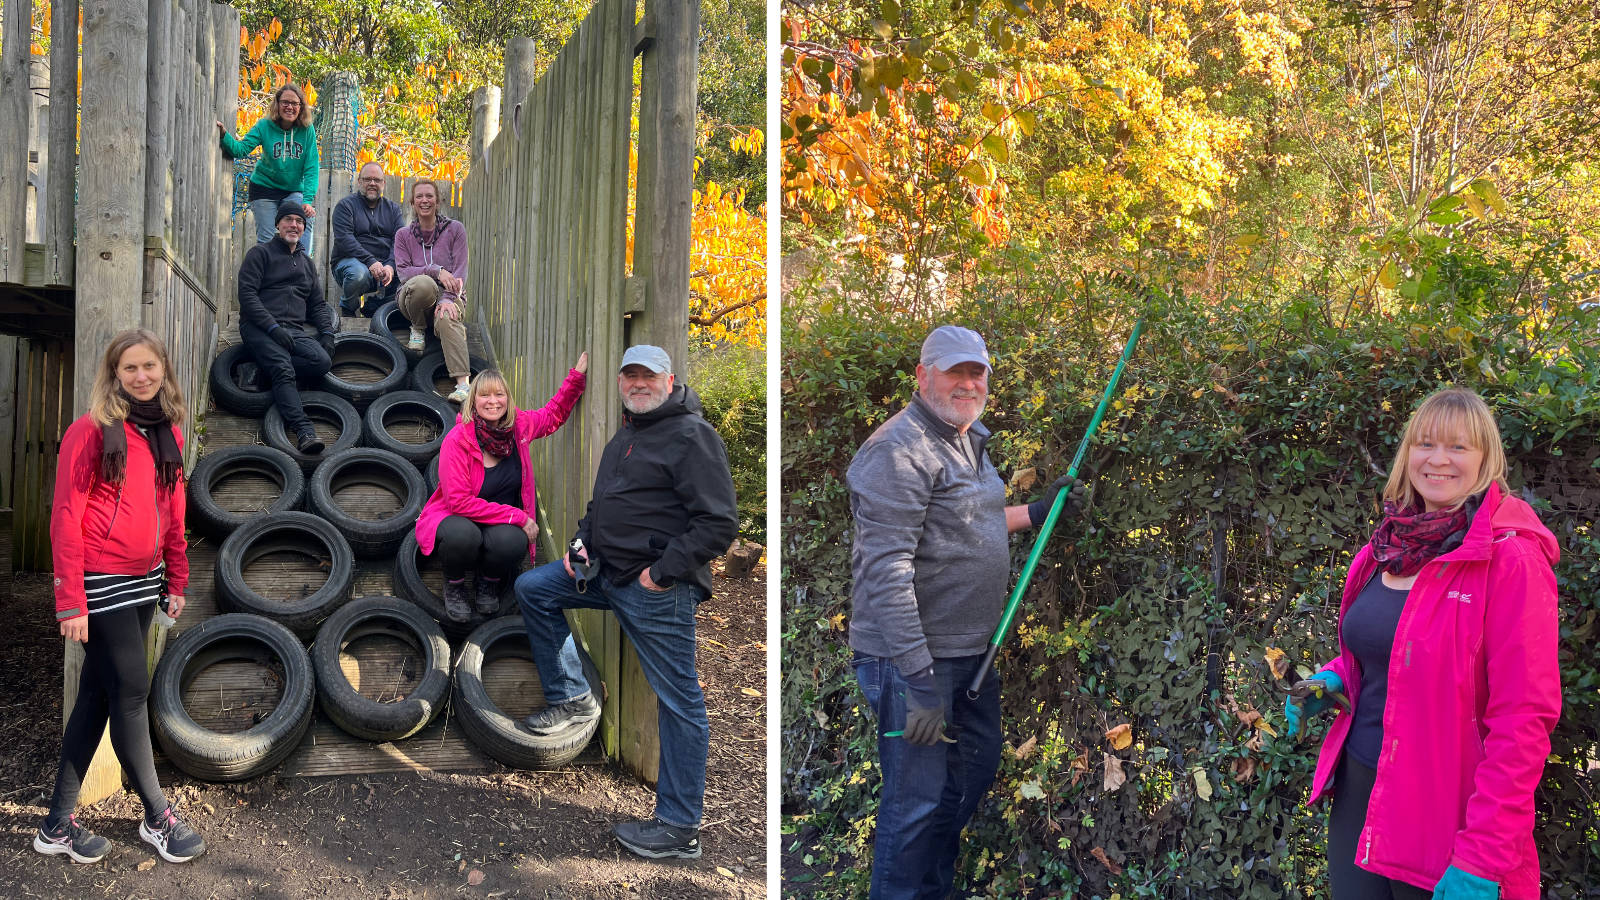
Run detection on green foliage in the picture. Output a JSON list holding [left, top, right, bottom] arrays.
[[781, 246, 1600, 898], [690, 341, 767, 543], [697, 0, 766, 209]]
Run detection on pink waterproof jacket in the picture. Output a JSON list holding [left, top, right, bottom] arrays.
[[1307, 482, 1560, 897], [414, 368, 586, 561]]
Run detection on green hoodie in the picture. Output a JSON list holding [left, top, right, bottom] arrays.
[[220, 118, 319, 202]]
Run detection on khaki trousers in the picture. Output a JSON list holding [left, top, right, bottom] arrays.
[[397, 274, 470, 379]]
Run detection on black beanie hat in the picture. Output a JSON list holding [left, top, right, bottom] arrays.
[[275, 198, 306, 225]]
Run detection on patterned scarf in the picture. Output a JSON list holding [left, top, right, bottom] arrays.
[[102, 398, 182, 492], [408, 214, 453, 249], [1369, 492, 1482, 576], [474, 417, 515, 460]]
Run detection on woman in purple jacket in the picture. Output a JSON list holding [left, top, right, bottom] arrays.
[[414, 354, 588, 621], [1286, 388, 1560, 900]]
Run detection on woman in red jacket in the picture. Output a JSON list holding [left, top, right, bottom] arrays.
[[1286, 388, 1560, 900], [414, 353, 589, 621], [34, 330, 206, 865]]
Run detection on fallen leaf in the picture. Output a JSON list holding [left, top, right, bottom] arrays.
[[1103, 754, 1126, 792], [1090, 846, 1123, 875], [1232, 756, 1258, 783], [1264, 647, 1290, 680], [137, 859, 157, 871], [716, 866, 735, 878], [1104, 723, 1132, 750], [1013, 735, 1038, 760], [740, 687, 761, 697], [1192, 766, 1213, 800], [467, 869, 485, 886]]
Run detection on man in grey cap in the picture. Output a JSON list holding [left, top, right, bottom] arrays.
[[847, 325, 1084, 899], [514, 344, 738, 860]]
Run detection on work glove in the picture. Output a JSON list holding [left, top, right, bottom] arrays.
[[269, 324, 296, 351], [901, 665, 947, 746], [1432, 865, 1499, 899], [318, 331, 338, 355], [1284, 671, 1346, 738], [1028, 474, 1088, 527]]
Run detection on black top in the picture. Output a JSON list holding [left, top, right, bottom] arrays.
[[1343, 570, 1411, 768], [478, 451, 522, 507], [235, 235, 331, 334]]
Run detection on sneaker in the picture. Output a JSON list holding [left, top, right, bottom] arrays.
[[446, 384, 470, 404], [474, 577, 502, 616], [296, 429, 325, 455], [33, 814, 110, 864], [407, 326, 427, 352], [612, 818, 701, 860], [443, 578, 472, 622], [139, 806, 205, 863], [519, 691, 601, 736]]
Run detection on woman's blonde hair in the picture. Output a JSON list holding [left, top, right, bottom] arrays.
[[88, 329, 187, 426], [459, 369, 515, 428], [271, 84, 313, 129], [1382, 387, 1508, 510]]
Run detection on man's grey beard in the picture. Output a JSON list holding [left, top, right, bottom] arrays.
[[924, 391, 986, 428], [623, 389, 668, 415]]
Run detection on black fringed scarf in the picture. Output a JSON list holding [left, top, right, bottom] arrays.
[[102, 398, 182, 492]]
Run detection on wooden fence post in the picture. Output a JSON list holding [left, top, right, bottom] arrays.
[[46, 0, 77, 287], [0, 0, 30, 284], [502, 38, 536, 138], [144, 0, 174, 245], [470, 86, 501, 170]]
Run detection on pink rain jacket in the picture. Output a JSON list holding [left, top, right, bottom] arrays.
[[414, 369, 586, 561], [1308, 482, 1560, 897]]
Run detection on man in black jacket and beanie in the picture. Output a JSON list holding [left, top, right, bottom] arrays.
[[514, 344, 737, 861], [236, 199, 338, 453]]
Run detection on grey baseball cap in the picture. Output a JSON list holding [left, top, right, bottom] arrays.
[[619, 344, 672, 374], [920, 325, 991, 372]]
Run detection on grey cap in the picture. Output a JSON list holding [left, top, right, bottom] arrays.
[[619, 344, 672, 374], [920, 325, 991, 372]]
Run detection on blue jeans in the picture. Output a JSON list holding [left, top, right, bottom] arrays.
[[250, 192, 313, 254], [237, 319, 331, 434], [515, 561, 709, 828], [332, 256, 396, 315], [855, 653, 1003, 900]]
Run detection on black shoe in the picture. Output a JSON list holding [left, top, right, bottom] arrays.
[[140, 806, 205, 863], [612, 818, 701, 860], [33, 813, 111, 864], [296, 430, 325, 455], [443, 578, 472, 622], [518, 691, 600, 736], [474, 577, 502, 616]]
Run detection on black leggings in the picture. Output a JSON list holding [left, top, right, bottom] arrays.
[[50, 602, 168, 820], [1328, 754, 1432, 900], [432, 515, 528, 581]]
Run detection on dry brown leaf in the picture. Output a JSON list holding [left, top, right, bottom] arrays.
[[1245, 732, 1263, 752], [1090, 846, 1124, 875], [716, 866, 735, 878], [467, 869, 485, 886], [1264, 647, 1291, 680], [1070, 753, 1090, 786], [1104, 723, 1133, 750], [1010, 466, 1040, 492], [1102, 754, 1127, 792], [1235, 707, 1261, 728], [1232, 756, 1258, 783], [1013, 735, 1038, 760], [740, 687, 762, 697]]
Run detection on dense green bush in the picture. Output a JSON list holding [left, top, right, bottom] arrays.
[[781, 250, 1600, 898], [691, 341, 767, 543]]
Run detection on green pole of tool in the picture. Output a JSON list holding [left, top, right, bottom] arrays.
[[967, 318, 1145, 697]]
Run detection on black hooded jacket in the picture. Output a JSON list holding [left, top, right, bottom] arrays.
[[576, 383, 738, 599]]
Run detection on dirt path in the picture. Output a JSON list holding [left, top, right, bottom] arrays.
[[0, 564, 766, 899]]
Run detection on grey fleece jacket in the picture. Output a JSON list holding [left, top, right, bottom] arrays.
[[847, 394, 1009, 675]]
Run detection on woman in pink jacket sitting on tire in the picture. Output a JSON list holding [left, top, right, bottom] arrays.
[[1285, 388, 1560, 900], [414, 353, 588, 622]]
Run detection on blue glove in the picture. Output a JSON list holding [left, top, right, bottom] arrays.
[[1284, 671, 1345, 738], [1432, 865, 1499, 899]]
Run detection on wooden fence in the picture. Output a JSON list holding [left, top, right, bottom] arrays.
[[464, 0, 701, 782], [0, 335, 71, 571]]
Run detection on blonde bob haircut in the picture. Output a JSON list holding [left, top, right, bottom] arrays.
[[89, 328, 187, 427], [1382, 387, 1509, 511], [270, 84, 313, 129], [459, 369, 515, 428]]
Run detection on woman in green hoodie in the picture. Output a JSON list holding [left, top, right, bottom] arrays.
[[218, 83, 320, 253]]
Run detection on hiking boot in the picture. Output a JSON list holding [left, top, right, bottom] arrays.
[[443, 578, 473, 622], [612, 818, 701, 860], [518, 691, 600, 736], [33, 814, 110, 864], [407, 326, 427, 352], [474, 576, 503, 616], [296, 429, 325, 455], [139, 806, 205, 863], [446, 384, 470, 404]]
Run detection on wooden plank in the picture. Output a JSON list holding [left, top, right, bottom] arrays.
[[0, 334, 15, 507], [44, 0, 77, 287], [145, 0, 174, 244], [0, 0, 30, 284], [469, 86, 500, 172]]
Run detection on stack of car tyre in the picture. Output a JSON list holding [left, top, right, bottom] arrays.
[[149, 304, 601, 782]]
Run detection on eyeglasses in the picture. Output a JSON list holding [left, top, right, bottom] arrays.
[[359, 177, 384, 184], [279, 100, 302, 108]]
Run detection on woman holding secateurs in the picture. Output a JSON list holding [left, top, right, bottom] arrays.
[[1285, 388, 1560, 899], [414, 353, 590, 622], [35, 329, 205, 865]]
